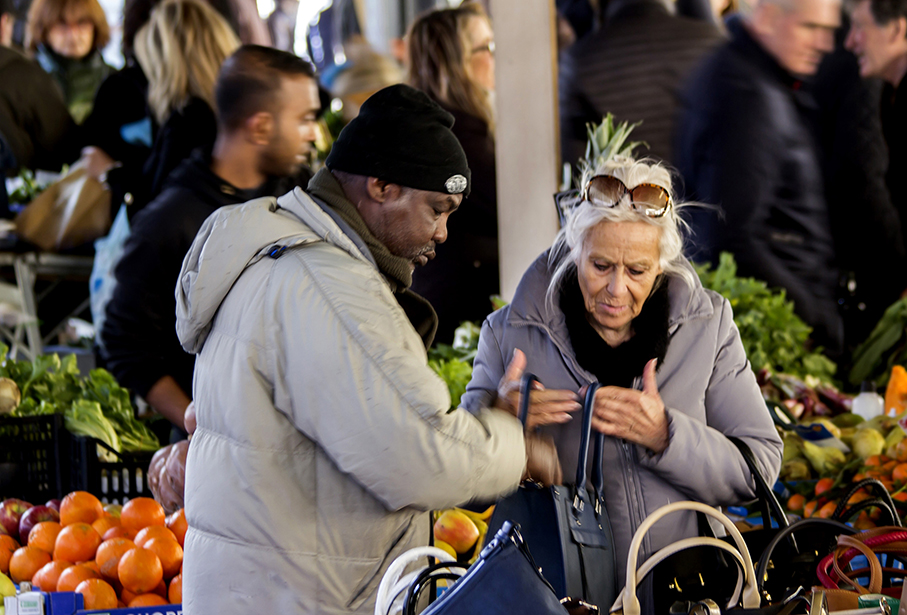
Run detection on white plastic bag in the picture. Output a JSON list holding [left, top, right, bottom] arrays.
[[90, 203, 130, 351]]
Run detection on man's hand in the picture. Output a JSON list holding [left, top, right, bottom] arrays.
[[590, 358, 669, 454], [80, 146, 117, 182], [494, 349, 581, 428], [184, 401, 197, 435], [524, 433, 562, 486]]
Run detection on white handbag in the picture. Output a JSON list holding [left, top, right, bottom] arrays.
[[610, 501, 762, 615], [374, 546, 465, 615]]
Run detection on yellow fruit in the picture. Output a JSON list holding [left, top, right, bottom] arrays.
[[433, 540, 457, 561], [433, 510, 479, 554], [455, 506, 495, 523], [0, 571, 15, 598]]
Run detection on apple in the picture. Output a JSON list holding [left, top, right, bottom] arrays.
[[45, 499, 61, 513], [0, 498, 32, 537], [19, 505, 60, 544], [433, 510, 479, 554]]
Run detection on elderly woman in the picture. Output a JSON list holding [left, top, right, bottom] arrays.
[[461, 156, 783, 593]]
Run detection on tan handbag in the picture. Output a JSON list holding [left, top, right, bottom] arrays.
[[15, 161, 111, 252], [610, 501, 762, 615]]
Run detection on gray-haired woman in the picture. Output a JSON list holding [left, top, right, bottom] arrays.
[[461, 156, 782, 603]]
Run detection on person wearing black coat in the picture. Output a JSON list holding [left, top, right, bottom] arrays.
[[560, 0, 723, 167], [100, 46, 320, 435], [675, 4, 844, 354]]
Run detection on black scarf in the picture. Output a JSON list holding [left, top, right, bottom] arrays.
[[307, 168, 438, 348], [559, 271, 671, 387]]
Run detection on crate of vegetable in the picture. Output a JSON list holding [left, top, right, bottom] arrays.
[[0, 346, 160, 502]]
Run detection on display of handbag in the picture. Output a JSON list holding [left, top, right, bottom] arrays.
[[815, 527, 907, 611], [484, 376, 617, 610], [394, 521, 572, 615], [652, 436, 793, 611], [757, 478, 901, 605], [15, 160, 111, 252], [610, 500, 806, 615]]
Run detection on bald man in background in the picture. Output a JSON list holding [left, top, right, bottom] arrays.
[[675, 0, 845, 354]]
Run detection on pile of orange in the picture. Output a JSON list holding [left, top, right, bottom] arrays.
[[3, 491, 186, 609]]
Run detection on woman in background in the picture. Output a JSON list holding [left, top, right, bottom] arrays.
[[27, 0, 112, 123], [407, 2, 498, 344]]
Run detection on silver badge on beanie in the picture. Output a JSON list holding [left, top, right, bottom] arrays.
[[445, 174, 467, 194]]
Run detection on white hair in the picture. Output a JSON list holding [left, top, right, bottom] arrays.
[[545, 157, 697, 312]]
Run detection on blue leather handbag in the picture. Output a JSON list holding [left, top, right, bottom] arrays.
[[484, 376, 618, 610], [409, 521, 571, 615]]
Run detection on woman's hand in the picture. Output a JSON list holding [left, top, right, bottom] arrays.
[[494, 349, 581, 428], [590, 359, 669, 454]]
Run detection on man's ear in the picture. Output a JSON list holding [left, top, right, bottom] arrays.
[[365, 178, 401, 204], [246, 111, 274, 146], [892, 16, 907, 44], [749, 1, 778, 38]]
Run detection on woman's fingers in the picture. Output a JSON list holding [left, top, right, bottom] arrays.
[[525, 389, 582, 427]]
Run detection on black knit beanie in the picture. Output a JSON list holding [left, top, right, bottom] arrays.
[[325, 84, 471, 198]]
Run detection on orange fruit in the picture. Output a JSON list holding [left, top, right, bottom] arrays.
[[815, 477, 834, 497], [31, 560, 72, 591], [893, 463, 907, 485], [853, 472, 867, 483], [118, 547, 163, 594], [855, 511, 876, 530], [804, 500, 819, 518], [96, 537, 137, 580], [815, 501, 839, 519], [102, 525, 136, 541], [60, 492, 104, 526], [9, 546, 52, 583], [120, 587, 137, 604], [28, 521, 62, 554], [56, 563, 101, 591], [54, 523, 101, 562], [866, 454, 890, 467], [134, 525, 177, 548], [144, 537, 183, 579], [786, 493, 806, 513], [0, 534, 19, 574], [169, 573, 182, 603], [152, 578, 168, 598], [129, 593, 168, 607], [120, 498, 165, 533], [848, 491, 871, 505], [166, 509, 188, 547], [76, 578, 118, 610], [92, 515, 121, 537]]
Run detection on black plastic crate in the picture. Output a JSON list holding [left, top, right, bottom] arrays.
[[68, 437, 155, 504], [0, 415, 156, 503], [0, 414, 68, 503]]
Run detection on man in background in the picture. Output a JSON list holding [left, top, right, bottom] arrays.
[[100, 45, 319, 436], [675, 0, 844, 353]]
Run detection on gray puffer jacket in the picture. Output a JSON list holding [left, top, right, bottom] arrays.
[[175, 188, 526, 614], [461, 251, 782, 585]]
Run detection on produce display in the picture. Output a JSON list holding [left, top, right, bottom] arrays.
[[0, 345, 159, 454], [851, 297, 907, 387], [0, 491, 185, 610]]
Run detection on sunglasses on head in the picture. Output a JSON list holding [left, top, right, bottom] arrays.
[[581, 174, 673, 218]]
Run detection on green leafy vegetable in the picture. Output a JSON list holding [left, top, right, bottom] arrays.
[[849, 297, 907, 387], [0, 343, 159, 452], [428, 322, 483, 410], [696, 252, 837, 382]]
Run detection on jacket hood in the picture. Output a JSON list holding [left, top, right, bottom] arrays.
[[507, 250, 714, 343], [175, 187, 373, 353]]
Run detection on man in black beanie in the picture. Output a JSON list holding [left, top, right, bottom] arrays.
[[174, 84, 561, 615]]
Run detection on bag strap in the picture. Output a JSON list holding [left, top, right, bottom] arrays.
[[816, 530, 907, 591], [835, 498, 900, 527], [615, 501, 760, 615], [755, 518, 856, 592], [831, 535, 884, 594], [832, 479, 902, 527], [727, 436, 790, 532], [518, 375, 600, 491]]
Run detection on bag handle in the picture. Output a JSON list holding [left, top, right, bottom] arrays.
[[518, 375, 600, 491], [816, 529, 907, 592], [610, 537, 748, 614], [613, 501, 760, 615], [832, 479, 902, 527], [755, 517, 856, 592], [727, 436, 790, 533]]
